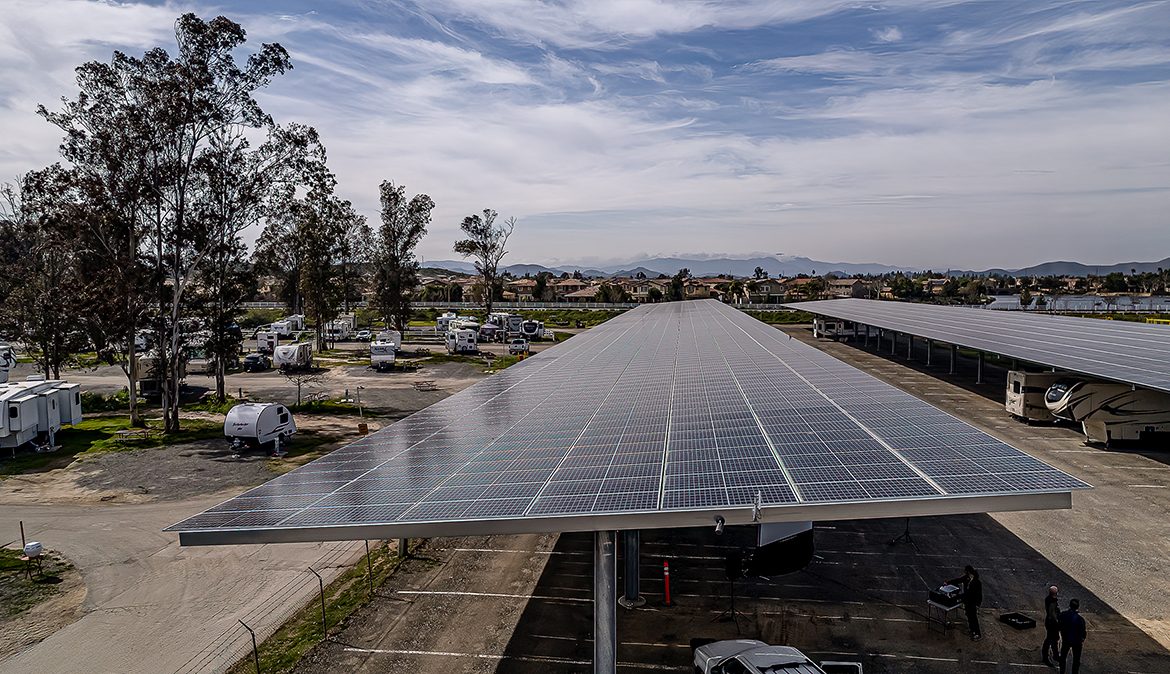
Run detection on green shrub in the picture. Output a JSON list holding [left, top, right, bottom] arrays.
[[240, 308, 284, 329]]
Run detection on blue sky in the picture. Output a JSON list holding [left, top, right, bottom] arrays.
[[1, 0, 1168, 269]]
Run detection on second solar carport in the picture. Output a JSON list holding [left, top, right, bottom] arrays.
[[169, 300, 1088, 673]]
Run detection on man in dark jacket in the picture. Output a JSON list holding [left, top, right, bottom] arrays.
[[1043, 585, 1061, 665], [949, 565, 983, 641], [1059, 599, 1087, 674]]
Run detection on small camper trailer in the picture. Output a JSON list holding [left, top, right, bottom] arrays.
[[374, 330, 401, 350], [273, 342, 313, 371], [436, 311, 458, 332], [1005, 370, 1066, 422], [371, 341, 398, 372], [224, 402, 296, 454], [0, 345, 15, 384], [325, 320, 351, 342], [445, 329, 478, 354], [256, 330, 279, 354]]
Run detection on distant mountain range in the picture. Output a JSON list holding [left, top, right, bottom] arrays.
[[425, 255, 916, 278], [424, 255, 1170, 279]]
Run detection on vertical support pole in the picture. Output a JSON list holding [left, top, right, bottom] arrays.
[[398, 538, 409, 558], [663, 560, 672, 606], [20, 521, 26, 548], [594, 530, 617, 674], [949, 344, 957, 375], [890, 331, 897, 354], [863, 325, 869, 347], [926, 339, 933, 367], [365, 540, 374, 595], [906, 334, 913, 360], [308, 567, 327, 640], [977, 352, 984, 384], [619, 530, 644, 608], [239, 620, 260, 674]]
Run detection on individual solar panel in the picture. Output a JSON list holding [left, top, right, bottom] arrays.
[[170, 300, 1089, 546], [785, 298, 1170, 393]]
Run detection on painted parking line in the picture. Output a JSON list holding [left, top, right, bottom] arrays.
[[341, 647, 690, 671], [1128, 484, 1168, 489], [440, 546, 728, 561], [529, 634, 690, 649]]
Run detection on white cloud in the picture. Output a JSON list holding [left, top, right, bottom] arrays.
[[871, 26, 903, 43]]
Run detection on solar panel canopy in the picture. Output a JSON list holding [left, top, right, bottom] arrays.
[[787, 298, 1170, 393], [170, 300, 1087, 546]]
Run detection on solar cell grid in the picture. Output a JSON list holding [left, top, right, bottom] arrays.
[[170, 300, 1089, 545]]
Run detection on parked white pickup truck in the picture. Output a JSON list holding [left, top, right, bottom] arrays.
[[694, 640, 862, 674], [507, 338, 530, 355]]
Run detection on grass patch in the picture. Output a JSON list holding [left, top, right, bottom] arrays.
[[184, 395, 240, 415], [0, 416, 224, 477], [226, 540, 413, 674], [0, 547, 73, 619]]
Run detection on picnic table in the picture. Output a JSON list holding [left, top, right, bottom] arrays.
[[114, 428, 156, 442]]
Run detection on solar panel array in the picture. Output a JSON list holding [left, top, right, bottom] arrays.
[[169, 300, 1087, 543], [786, 298, 1170, 393]]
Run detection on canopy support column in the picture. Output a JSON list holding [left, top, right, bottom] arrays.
[[595, 530, 617, 674], [926, 339, 933, 367], [977, 352, 984, 384], [619, 530, 644, 608], [906, 335, 914, 360], [949, 344, 957, 375]]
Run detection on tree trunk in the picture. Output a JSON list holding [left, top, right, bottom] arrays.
[[215, 357, 226, 402], [127, 327, 142, 427]]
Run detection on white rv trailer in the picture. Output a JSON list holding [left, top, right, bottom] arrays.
[[283, 314, 306, 331], [520, 319, 543, 339], [812, 317, 852, 339], [445, 329, 478, 354], [325, 320, 351, 341], [488, 313, 524, 338], [1045, 379, 1170, 444], [224, 402, 296, 453], [1005, 371, 1067, 422], [436, 311, 458, 332], [0, 345, 15, 384], [479, 323, 500, 342], [0, 378, 83, 450], [273, 342, 313, 371], [270, 320, 294, 337], [374, 330, 402, 350], [256, 330, 279, 354], [370, 341, 398, 372], [135, 350, 186, 395]]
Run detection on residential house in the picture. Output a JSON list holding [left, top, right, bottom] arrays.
[[563, 286, 600, 303], [505, 278, 538, 301], [553, 278, 590, 298], [746, 279, 786, 304], [827, 278, 872, 298]]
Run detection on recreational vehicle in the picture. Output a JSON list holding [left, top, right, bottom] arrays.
[[812, 317, 852, 339], [1005, 371, 1066, 422], [479, 322, 500, 342], [374, 330, 401, 350], [224, 402, 296, 454], [520, 320, 543, 340], [0, 378, 82, 450], [273, 342, 313, 371], [256, 330, 279, 354], [1045, 379, 1170, 444], [284, 314, 306, 331], [136, 350, 186, 395], [436, 312, 458, 332], [0, 345, 15, 384], [325, 320, 350, 342], [488, 313, 524, 337], [371, 341, 398, 372], [445, 329, 478, 354]]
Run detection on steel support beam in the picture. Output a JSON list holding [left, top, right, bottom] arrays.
[[949, 344, 957, 375], [890, 331, 897, 354], [906, 334, 913, 360], [594, 530, 617, 674], [977, 352, 984, 385], [619, 530, 644, 608], [926, 339, 933, 367]]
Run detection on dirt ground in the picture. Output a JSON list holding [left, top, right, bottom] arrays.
[[0, 549, 86, 662]]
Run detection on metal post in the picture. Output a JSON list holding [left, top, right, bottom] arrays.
[[926, 339, 933, 367], [594, 530, 617, 674], [365, 540, 374, 595], [239, 620, 260, 674], [863, 325, 869, 347], [977, 352, 984, 384], [890, 331, 897, 354], [398, 538, 409, 558], [619, 530, 644, 608], [949, 344, 957, 375], [906, 334, 913, 360], [308, 567, 327, 640]]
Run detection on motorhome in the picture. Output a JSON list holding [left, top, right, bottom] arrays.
[[520, 319, 543, 340], [445, 329, 478, 354], [224, 402, 295, 454], [1045, 379, 1170, 444], [135, 350, 186, 395], [371, 341, 398, 372], [450, 318, 480, 333], [273, 342, 313, 371], [284, 314, 306, 331], [325, 320, 351, 342], [256, 330, 279, 354], [1005, 371, 1066, 422], [0, 378, 82, 450], [374, 330, 401, 350], [812, 317, 853, 339]]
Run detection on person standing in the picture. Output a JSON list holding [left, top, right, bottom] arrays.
[[1043, 585, 1061, 666], [1059, 599, 1086, 674], [949, 565, 983, 641]]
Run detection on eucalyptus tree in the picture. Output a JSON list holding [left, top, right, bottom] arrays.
[[454, 209, 514, 316], [40, 13, 326, 430], [372, 181, 435, 332]]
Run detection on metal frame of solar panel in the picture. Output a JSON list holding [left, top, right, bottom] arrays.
[[169, 300, 1087, 546], [785, 298, 1170, 393]]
